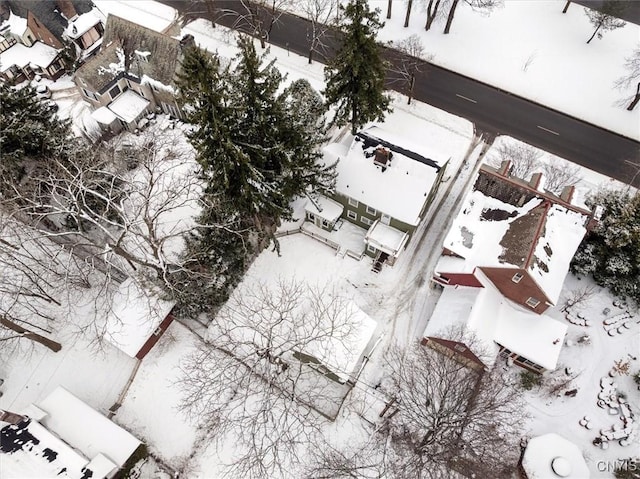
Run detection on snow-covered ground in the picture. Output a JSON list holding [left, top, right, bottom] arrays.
[[2, 2, 639, 478], [369, 0, 640, 140]]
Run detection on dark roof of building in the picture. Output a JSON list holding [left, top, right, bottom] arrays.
[[4, 0, 93, 41], [499, 201, 548, 269], [75, 14, 182, 91]]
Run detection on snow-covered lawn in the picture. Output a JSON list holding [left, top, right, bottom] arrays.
[[520, 274, 639, 478], [370, 0, 640, 141]]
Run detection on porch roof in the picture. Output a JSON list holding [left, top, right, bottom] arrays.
[[108, 89, 149, 124], [365, 220, 408, 257], [304, 196, 343, 223], [91, 106, 118, 125]]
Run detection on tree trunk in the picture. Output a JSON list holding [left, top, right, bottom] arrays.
[[408, 74, 415, 104], [350, 105, 358, 135], [308, 47, 314, 64], [425, 0, 441, 31], [562, 1, 571, 13], [387, 0, 392, 19], [0, 315, 62, 352], [405, 0, 412, 27], [627, 82, 640, 111], [444, 0, 459, 34], [586, 23, 601, 44]]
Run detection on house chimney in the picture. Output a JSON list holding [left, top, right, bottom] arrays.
[[559, 185, 575, 204], [373, 147, 392, 171], [497, 159, 511, 176], [528, 172, 543, 190], [0, 409, 27, 425], [56, 0, 78, 20]]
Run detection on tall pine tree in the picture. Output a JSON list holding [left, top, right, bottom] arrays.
[[323, 0, 391, 134]]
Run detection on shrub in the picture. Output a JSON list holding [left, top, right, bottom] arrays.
[[520, 370, 542, 390]]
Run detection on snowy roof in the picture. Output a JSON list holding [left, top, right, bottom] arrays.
[[304, 195, 343, 223], [64, 8, 104, 39], [423, 285, 498, 364], [306, 301, 377, 382], [522, 433, 590, 478], [424, 274, 567, 370], [91, 105, 118, 124], [493, 305, 567, 371], [105, 278, 175, 358], [3, 12, 28, 36], [108, 89, 149, 123], [326, 126, 443, 226], [75, 15, 182, 92], [36, 387, 142, 467], [365, 220, 409, 257], [0, 41, 59, 72], [441, 175, 588, 303], [0, 419, 97, 479]]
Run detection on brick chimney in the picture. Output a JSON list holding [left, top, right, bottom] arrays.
[[56, 0, 78, 20], [497, 159, 511, 176], [559, 185, 575, 204], [528, 172, 543, 190], [0, 409, 26, 425], [373, 147, 392, 170]]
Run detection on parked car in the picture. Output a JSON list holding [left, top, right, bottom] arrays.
[[35, 84, 51, 99]]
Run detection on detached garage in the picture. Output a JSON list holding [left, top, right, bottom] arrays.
[[105, 279, 176, 360]]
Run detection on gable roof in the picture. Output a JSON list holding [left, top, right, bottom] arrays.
[[424, 277, 568, 370], [74, 14, 182, 92], [441, 167, 589, 304], [325, 126, 444, 226], [0, 387, 141, 479], [4, 0, 93, 41]]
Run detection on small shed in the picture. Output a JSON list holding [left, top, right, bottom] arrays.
[[105, 279, 175, 360], [521, 433, 590, 479]]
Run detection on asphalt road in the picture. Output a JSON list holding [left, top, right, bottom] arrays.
[[165, 0, 640, 186], [574, 0, 640, 25]]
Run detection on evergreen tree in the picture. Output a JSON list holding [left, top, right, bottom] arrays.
[[323, 0, 391, 135], [0, 83, 73, 194], [571, 190, 640, 304]]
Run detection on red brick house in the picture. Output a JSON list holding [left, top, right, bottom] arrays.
[[434, 162, 593, 314]]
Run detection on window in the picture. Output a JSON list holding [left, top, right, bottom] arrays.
[[360, 216, 373, 226], [322, 219, 330, 229], [82, 88, 97, 101], [348, 197, 359, 207], [512, 273, 524, 283], [306, 212, 315, 221], [367, 244, 377, 253], [153, 326, 163, 337], [108, 84, 121, 100], [365, 205, 377, 215], [347, 210, 357, 220], [525, 297, 540, 308]]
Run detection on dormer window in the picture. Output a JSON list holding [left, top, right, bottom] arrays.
[[512, 273, 524, 283]]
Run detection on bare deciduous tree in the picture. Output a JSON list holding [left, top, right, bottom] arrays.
[[488, 141, 542, 180], [309, 338, 523, 478], [422, 0, 448, 30], [444, 0, 501, 34], [562, 1, 571, 14], [301, 0, 338, 64], [230, 0, 293, 49], [177, 279, 366, 478], [541, 158, 582, 195], [560, 285, 598, 312], [389, 35, 430, 104], [585, 0, 626, 44], [615, 46, 640, 111]]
